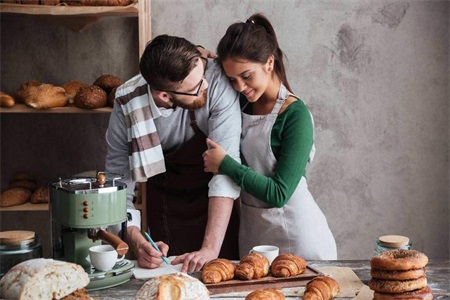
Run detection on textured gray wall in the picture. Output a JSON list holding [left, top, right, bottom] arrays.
[[1, 0, 449, 259]]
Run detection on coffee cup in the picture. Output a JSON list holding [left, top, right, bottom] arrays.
[[250, 245, 279, 265], [89, 244, 125, 272]]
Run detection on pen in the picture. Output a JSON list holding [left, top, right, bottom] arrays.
[[144, 232, 171, 266]]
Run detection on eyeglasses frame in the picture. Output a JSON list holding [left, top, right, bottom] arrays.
[[164, 57, 207, 97]]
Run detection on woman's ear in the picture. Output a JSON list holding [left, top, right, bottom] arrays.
[[266, 54, 275, 72]]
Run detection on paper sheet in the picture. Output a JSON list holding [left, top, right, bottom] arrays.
[[132, 257, 182, 280], [317, 266, 365, 298]]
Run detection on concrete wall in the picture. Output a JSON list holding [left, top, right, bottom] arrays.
[[1, 0, 448, 259]]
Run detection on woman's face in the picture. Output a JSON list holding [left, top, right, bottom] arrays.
[[222, 56, 273, 102]]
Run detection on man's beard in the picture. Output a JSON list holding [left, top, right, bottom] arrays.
[[172, 89, 207, 110]]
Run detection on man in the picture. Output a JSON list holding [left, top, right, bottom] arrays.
[[105, 35, 241, 273]]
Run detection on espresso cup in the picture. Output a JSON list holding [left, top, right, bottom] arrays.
[[250, 245, 279, 265], [89, 244, 125, 272]]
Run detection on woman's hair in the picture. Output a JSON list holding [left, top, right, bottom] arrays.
[[217, 13, 292, 93], [140, 34, 201, 91]]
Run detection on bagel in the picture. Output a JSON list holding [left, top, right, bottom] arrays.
[[371, 268, 425, 280], [368, 276, 427, 294], [373, 286, 433, 300], [371, 250, 428, 271]]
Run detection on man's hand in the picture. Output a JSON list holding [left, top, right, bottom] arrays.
[[127, 226, 169, 269], [203, 138, 227, 173], [171, 247, 218, 273], [136, 240, 170, 269]]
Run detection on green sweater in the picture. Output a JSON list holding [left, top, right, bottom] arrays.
[[219, 100, 313, 208]]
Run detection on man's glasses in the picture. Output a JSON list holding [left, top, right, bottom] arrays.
[[165, 58, 207, 97]]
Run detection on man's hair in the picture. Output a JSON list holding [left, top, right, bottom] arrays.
[[139, 35, 201, 91]]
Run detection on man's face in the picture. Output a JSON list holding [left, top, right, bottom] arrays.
[[169, 58, 208, 110]]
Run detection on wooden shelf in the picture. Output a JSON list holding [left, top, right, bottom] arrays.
[[0, 2, 139, 17], [0, 104, 112, 114], [0, 202, 49, 211], [0, 1, 151, 56]]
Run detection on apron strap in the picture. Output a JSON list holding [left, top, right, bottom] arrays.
[[188, 110, 202, 134]]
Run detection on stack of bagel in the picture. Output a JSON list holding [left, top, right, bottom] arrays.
[[369, 249, 433, 299]]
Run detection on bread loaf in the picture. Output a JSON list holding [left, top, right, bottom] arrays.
[[0, 91, 15, 108], [74, 85, 107, 109], [62, 80, 89, 104], [9, 180, 37, 192], [270, 253, 307, 277], [235, 252, 270, 280], [0, 187, 32, 207], [303, 275, 340, 300], [135, 272, 210, 300], [30, 186, 50, 204], [15, 80, 41, 104], [0, 258, 89, 300], [63, 0, 135, 6], [24, 83, 68, 109], [201, 258, 236, 284], [245, 288, 285, 300], [10, 172, 36, 183]]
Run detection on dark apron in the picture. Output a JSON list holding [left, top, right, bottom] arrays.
[[146, 110, 239, 259]]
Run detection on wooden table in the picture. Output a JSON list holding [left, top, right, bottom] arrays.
[[89, 259, 450, 299]]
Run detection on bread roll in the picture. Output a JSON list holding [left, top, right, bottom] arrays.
[[74, 85, 107, 109], [0, 91, 15, 108], [93, 74, 123, 95], [0, 187, 31, 207], [0, 258, 89, 300], [30, 186, 50, 204], [201, 258, 236, 284], [235, 252, 270, 280], [135, 272, 210, 300], [62, 80, 89, 104], [24, 83, 68, 109]]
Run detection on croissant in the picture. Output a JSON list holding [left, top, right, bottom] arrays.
[[201, 258, 236, 284], [270, 253, 307, 277], [303, 275, 340, 300], [245, 288, 285, 300], [235, 252, 269, 280]]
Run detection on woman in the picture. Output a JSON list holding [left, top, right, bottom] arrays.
[[203, 13, 337, 260]]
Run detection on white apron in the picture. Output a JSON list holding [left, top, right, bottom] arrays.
[[239, 84, 337, 260]]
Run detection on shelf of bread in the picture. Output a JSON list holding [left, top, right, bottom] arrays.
[[0, 202, 49, 211], [0, 2, 139, 17], [0, 103, 112, 113]]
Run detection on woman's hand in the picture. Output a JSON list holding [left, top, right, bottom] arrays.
[[196, 46, 217, 59], [203, 138, 226, 173]]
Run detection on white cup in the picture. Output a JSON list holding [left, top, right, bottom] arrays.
[[250, 245, 279, 265], [89, 244, 125, 272]]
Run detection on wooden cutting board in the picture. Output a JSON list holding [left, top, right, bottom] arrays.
[[192, 266, 321, 295]]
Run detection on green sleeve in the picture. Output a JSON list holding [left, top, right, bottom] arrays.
[[219, 101, 314, 208]]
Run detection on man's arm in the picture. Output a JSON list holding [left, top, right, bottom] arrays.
[[171, 197, 233, 272]]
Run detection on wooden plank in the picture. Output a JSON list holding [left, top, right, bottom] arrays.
[[0, 104, 112, 114], [196, 266, 321, 295], [0, 202, 48, 211]]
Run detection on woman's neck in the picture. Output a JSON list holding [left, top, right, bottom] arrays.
[[252, 75, 282, 115]]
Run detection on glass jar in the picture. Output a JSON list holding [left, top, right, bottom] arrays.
[[0, 230, 43, 276], [374, 235, 411, 255]]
